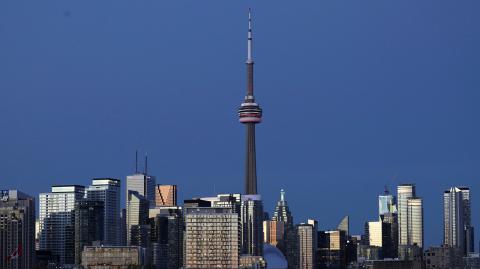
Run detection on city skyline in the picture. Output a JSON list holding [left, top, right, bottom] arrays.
[[1, 0, 480, 249]]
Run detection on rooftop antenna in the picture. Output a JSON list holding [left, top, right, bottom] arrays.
[[144, 153, 148, 175], [135, 150, 138, 174]]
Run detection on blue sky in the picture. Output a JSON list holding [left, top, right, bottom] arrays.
[[1, 0, 479, 248]]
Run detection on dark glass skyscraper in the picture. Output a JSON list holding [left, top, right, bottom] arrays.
[[74, 200, 104, 265], [238, 9, 262, 195]]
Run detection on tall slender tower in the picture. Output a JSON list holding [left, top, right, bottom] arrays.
[[238, 9, 262, 195]]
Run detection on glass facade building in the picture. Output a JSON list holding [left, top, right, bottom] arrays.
[[397, 184, 415, 247], [444, 186, 474, 255], [39, 185, 85, 265], [74, 200, 104, 264], [154, 184, 177, 207], [85, 178, 121, 245]]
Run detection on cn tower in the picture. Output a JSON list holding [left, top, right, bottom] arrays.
[[238, 9, 262, 195]]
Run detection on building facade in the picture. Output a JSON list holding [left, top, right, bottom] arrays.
[[298, 222, 317, 269], [126, 191, 149, 246], [39, 185, 85, 265], [85, 178, 121, 245], [184, 207, 241, 269], [81, 246, 146, 268], [74, 200, 104, 265], [154, 184, 177, 207], [126, 173, 156, 206], [0, 190, 35, 269], [444, 186, 474, 255], [241, 195, 264, 256]]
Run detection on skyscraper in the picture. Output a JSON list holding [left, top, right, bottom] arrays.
[[85, 178, 121, 245], [238, 9, 262, 195], [74, 200, 104, 264], [149, 207, 183, 269], [379, 187, 396, 216], [126, 173, 156, 206], [298, 221, 317, 269], [272, 189, 297, 269], [154, 184, 177, 207], [444, 186, 474, 255], [184, 207, 241, 269], [126, 191, 149, 246], [407, 197, 423, 248], [397, 184, 415, 247], [0, 190, 35, 269], [241, 195, 264, 256], [39, 185, 85, 265]]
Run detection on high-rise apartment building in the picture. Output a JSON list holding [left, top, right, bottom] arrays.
[[85, 178, 121, 245], [39, 185, 85, 265], [74, 200, 104, 264], [126, 191, 149, 246], [398, 184, 415, 246], [407, 198, 423, 248], [184, 207, 241, 269], [0, 190, 35, 269], [154, 184, 177, 207], [444, 186, 474, 255], [298, 221, 317, 269], [397, 183, 423, 256]]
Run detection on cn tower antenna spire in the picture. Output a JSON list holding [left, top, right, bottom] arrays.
[[247, 8, 253, 63]]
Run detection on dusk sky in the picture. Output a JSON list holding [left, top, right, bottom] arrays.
[[1, 1, 479, 248]]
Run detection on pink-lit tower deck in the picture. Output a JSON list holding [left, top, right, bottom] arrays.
[[238, 10, 262, 195]]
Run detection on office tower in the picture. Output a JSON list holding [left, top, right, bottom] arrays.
[[381, 212, 399, 258], [241, 195, 264, 256], [126, 173, 156, 206], [397, 183, 423, 259], [85, 178, 121, 245], [458, 187, 475, 253], [368, 220, 395, 259], [149, 207, 183, 269], [397, 184, 415, 246], [126, 191, 149, 246], [0, 190, 35, 269], [407, 198, 423, 248], [184, 207, 241, 269], [263, 220, 285, 246], [238, 9, 263, 195], [337, 216, 350, 235], [39, 185, 85, 265], [154, 184, 177, 207], [317, 230, 347, 269], [298, 221, 317, 269], [74, 200, 104, 264], [379, 187, 396, 216], [444, 186, 474, 255], [272, 189, 296, 269]]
